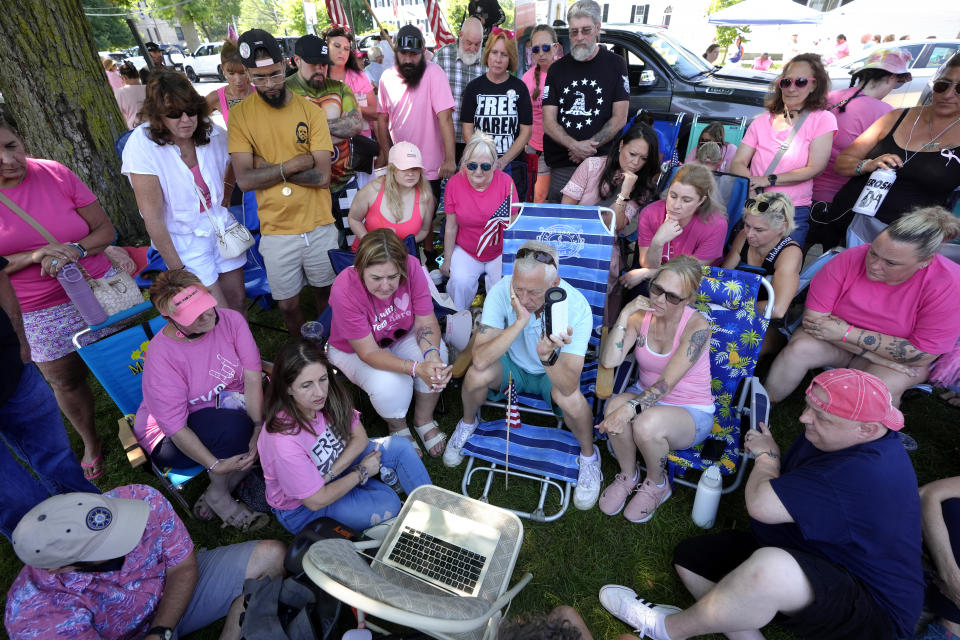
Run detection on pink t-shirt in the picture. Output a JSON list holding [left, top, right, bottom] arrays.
[[806, 244, 960, 354], [378, 62, 456, 180], [258, 409, 361, 511], [133, 309, 262, 452], [742, 109, 837, 206], [812, 88, 893, 202], [444, 170, 518, 261], [114, 84, 147, 129], [752, 57, 772, 71], [328, 254, 434, 353], [343, 68, 374, 137], [521, 65, 546, 151], [562, 156, 641, 222], [634, 306, 713, 407], [0, 159, 111, 312], [636, 199, 727, 265], [683, 142, 738, 172], [189, 164, 212, 209]]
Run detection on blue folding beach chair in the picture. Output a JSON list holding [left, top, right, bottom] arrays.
[[459, 203, 616, 521], [683, 114, 747, 161], [662, 166, 750, 251]]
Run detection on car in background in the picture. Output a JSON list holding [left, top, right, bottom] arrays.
[[192, 42, 224, 80], [98, 51, 127, 65], [829, 40, 960, 109], [125, 44, 199, 82]]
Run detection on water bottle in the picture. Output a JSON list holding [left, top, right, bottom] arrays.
[[300, 320, 326, 345], [691, 465, 723, 529], [379, 466, 405, 497], [852, 167, 897, 216], [57, 262, 107, 326]]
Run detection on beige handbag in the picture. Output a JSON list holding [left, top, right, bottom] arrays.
[[194, 182, 253, 260]]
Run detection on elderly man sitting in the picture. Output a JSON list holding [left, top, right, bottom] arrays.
[[599, 368, 923, 640], [443, 240, 601, 509], [5, 484, 285, 640]]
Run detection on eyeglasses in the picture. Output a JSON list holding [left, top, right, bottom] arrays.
[[932, 79, 960, 95], [164, 108, 198, 119], [515, 247, 557, 268], [378, 328, 408, 348], [648, 283, 684, 305], [531, 44, 555, 54], [779, 77, 813, 89], [491, 27, 515, 39], [466, 161, 493, 172], [568, 26, 595, 38], [249, 71, 286, 86]]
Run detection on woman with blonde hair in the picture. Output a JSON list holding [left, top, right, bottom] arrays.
[[598, 255, 713, 523], [347, 141, 435, 249], [461, 27, 533, 198], [621, 163, 727, 287]]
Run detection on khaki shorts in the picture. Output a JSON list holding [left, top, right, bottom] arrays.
[[259, 224, 338, 300]]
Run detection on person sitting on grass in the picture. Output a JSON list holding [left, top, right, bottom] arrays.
[[5, 485, 286, 640], [599, 368, 923, 640], [442, 240, 602, 510]]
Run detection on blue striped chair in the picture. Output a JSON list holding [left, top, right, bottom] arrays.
[[460, 203, 615, 521]]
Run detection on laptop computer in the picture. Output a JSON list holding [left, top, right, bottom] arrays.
[[380, 499, 502, 597]]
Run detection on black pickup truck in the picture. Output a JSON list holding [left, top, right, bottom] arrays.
[[521, 23, 776, 120]]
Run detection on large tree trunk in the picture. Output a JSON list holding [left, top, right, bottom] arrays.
[[0, 0, 146, 243]]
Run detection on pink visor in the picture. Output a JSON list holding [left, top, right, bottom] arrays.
[[169, 285, 217, 325]]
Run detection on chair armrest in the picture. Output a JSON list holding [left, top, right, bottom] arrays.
[[118, 415, 147, 467]]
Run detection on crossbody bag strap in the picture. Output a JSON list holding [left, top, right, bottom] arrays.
[[763, 110, 812, 176], [0, 191, 59, 244], [191, 180, 224, 239]]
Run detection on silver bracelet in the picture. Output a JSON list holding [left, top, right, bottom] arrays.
[[207, 459, 221, 472], [614, 323, 627, 332]]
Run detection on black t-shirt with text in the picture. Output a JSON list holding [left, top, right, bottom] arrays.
[[0, 257, 25, 406], [541, 47, 630, 169], [459, 74, 533, 157]]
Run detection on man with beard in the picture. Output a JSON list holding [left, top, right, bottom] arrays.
[[433, 17, 486, 162], [377, 24, 457, 203], [228, 29, 336, 335], [541, 0, 629, 202]]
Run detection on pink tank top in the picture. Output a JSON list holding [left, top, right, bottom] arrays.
[[634, 306, 714, 407], [189, 164, 212, 209], [351, 184, 423, 250]]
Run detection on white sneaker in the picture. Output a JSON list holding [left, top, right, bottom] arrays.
[[599, 584, 681, 639], [573, 445, 602, 510], [442, 420, 477, 468]]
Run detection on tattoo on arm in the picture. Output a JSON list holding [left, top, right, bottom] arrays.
[[288, 169, 327, 186], [328, 109, 363, 139], [635, 380, 669, 411], [477, 324, 491, 334], [859, 332, 880, 352], [615, 339, 623, 349], [590, 118, 622, 146], [686, 328, 709, 363], [885, 338, 926, 364], [416, 327, 434, 348], [636, 334, 646, 348]]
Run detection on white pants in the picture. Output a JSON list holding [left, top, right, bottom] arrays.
[[448, 246, 502, 311], [327, 331, 449, 419]]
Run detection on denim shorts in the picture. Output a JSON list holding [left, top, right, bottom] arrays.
[[625, 383, 715, 446]]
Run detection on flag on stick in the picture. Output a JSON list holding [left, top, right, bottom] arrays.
[[325, 0, 349, 28], [505, 371, 521, 488]]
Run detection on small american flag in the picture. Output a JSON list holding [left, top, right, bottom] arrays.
[[324, 0, 349, 29], [506, 374, 521, 429], [423, 0, 456, 47], [476, 193, 512, 257]]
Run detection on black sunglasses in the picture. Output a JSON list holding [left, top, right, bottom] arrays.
[[778, 77, 812, 89], [932, 80, 960, 95], [745, 198, 773, 212], [531, 44, 554, 54], [165, 108, 198, 119], [466, 162, 493, 172], [72, 556, 127, 573], [649, 282, 685, 305], [378, 328, 408, 349], [516, 247, 556, 268]]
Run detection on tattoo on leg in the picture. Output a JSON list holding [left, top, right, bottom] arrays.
[[686, 328, 709, 363]]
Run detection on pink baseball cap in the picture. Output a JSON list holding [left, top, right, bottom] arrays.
[[168, 285, 218, 325], [388, 141, 423, 171], [855, 48, 913, 82], [805, 368, 904, 431]]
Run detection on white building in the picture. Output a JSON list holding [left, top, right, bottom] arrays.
[[369, 0, 435, 42]]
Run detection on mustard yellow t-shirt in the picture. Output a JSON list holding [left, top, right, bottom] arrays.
[[228, 92, 334, 235]]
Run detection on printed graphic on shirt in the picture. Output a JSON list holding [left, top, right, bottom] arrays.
[[310, 429, 345, 477], [188, 353, 240, 405], [473, 90, 520, 155], [304, 94, 350, 184], [296, 122, 309, 143], [559, 79, 603, 130]]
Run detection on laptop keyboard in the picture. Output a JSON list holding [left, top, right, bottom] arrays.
[[387, 526, 486, 593]]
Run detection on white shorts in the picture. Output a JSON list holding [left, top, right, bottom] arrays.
[[327, 331, 448, 419], [259, 224, 339, 300], [170, 231, 246, 287]]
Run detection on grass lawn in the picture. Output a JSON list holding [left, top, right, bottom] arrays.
[[2, 296, 957, 640]]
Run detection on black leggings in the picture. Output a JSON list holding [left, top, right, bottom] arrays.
[[150, 407, 253, 469]]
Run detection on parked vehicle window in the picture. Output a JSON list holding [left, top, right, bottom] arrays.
[[640, 33, 710, 79], [924, 44, 960, 69]]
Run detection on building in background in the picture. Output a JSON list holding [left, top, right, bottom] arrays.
[[369, 0, 434, 43]]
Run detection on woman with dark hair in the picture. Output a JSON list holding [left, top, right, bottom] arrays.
[[113, 62, 147, 129], [204, 40, 256, 124], [522, 24, 560, 202], [122, 70, 246, 313], [258, 339, 431, 533], [325, 26, 377, 141], [683, 122, 737, 172], [729, 53, 837, 245], [703, 44, 720, 64], [468, 0, 505, 37]]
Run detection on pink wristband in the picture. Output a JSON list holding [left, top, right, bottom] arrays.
[[842, 325, 851, 342]]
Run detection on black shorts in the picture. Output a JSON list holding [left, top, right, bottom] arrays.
[[673, 530, 897, 640]]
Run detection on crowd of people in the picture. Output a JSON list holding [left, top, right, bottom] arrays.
[[4, 0, 960, 637]]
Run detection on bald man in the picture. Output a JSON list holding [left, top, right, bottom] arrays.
[[433, 16, 487, 162]]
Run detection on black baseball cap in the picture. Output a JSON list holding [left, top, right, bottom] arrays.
[[295, 35, 332, 65], [396, 24, 425, 53], [144, 42, 161, 52], [237, 29, 284, 68]]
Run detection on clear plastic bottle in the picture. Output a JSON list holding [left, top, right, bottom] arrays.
[[300, 320, 326, 345], [691, 464, 723, 529], [57, 263, 107, 326], [379, 466, 404, 497]]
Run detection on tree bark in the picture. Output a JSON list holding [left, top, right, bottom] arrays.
[[0, 0, 146, 243]]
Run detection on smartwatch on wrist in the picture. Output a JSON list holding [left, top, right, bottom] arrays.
[[767, 174, 778, 186], [541, 350, 559, 367], [626, 398, 643, 415], [147, 626, 174, 640]]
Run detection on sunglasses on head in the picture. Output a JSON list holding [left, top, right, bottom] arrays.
[[531, 44, 554, 54], [516, 247, 556, 268], [378, 328, 408, 349], [164, 108, 198, 119], [649, 282, 685, 305], [779, 77, 813, 89], [932, 79, 960, 95], [745, 197, 778, 212], [466, 161, 493, 172]]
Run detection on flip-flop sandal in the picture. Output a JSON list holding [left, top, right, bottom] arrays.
[[192, 493, 216, 521], [81, 454, 104, 480], [388, 429, 424, 457], [414, 420, 447, 458]]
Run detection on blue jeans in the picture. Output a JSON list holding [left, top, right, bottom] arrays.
[[0, 363, 98, 540], [274, 435, 432, 534], [792, 205, 811, 247]]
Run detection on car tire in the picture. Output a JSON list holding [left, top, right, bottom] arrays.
[[186, 66, 198, 83], [217, 65, 224, 82]]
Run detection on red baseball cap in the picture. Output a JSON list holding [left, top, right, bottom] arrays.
[[805, 368, 904, 431], [169, 285, 217, 325]]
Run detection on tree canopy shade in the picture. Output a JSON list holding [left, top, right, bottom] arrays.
[[0, 0, 145, 242], [83, 0, 136, 50]]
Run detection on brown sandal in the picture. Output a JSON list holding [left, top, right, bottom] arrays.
[[205, 491, 270, 532]]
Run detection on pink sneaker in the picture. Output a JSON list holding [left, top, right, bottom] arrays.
[[598, 467, 639, 516], [623, 478, 672, 523]]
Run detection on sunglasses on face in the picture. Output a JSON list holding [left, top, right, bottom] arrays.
[[164, 108, 198, 119], [531, 44, 554, 54], [378, 328, 408, 349], [466, 161, 493, 172], [648, 283, 685, 305], [515, 247, 557, 268], [779, 77, 813, 89], [932, 79, 960, 95], [569, 26, 595, 38]]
